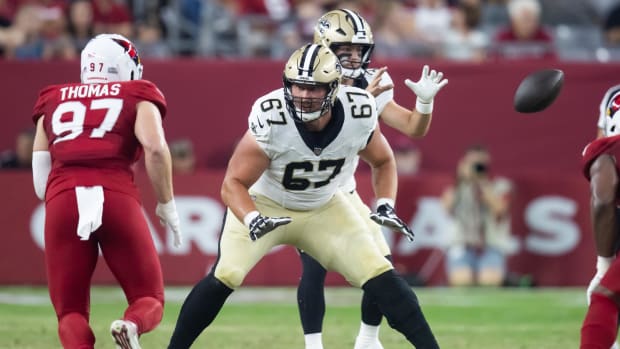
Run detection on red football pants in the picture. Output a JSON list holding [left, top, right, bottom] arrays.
[[45, 189, 164, 349]]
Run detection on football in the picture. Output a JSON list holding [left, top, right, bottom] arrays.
[[513, 69, 564, 113]]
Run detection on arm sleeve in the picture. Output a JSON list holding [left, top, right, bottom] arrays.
[[32, 151, 51, 200]]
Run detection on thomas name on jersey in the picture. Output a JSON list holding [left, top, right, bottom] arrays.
[[59, 83, 121, 101]]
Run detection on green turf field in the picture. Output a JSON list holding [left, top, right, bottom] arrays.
[[0, 286, 589, 348]]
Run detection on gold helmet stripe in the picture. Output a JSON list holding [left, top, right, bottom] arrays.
[[298, 44, 320, 78]]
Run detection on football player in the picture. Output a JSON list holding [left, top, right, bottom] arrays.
[[581, 84, 620, 349], [167, 44, 439, 349], [296, 9, 448, 349], [31, 34, 182, 349]]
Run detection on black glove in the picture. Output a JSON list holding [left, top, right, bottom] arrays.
[[370, 203, 415, 242], [248, 214, 292, 241]]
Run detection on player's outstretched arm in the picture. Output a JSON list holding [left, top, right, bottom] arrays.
[[135, 100, 182, 247], [380, 65, 448, 138], [32, 116, 50, 200]]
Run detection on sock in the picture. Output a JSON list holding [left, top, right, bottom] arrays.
[[168, 273, 234, 349], [360, 255, 392, 326], [304, 332, 324, 349], [123, 296, 163, 334], [363, 270, 439, 349], [297, 251, 327, 334], [581, 293, 619, 349], [357, 322, 381, 340]]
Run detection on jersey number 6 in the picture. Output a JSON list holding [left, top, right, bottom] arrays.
[[282, 159, 345, 190]]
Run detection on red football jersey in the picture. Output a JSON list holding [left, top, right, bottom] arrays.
[[32, 80, 167, 201], [582, 134, 620, 180]]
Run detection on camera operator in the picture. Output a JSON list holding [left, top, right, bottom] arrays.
[[441, 144, 515, 287]]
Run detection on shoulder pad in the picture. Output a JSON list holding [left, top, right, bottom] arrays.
[[32, 85, 58, 124], [128, 80, 167, 118], [248, 90, 286, 142]]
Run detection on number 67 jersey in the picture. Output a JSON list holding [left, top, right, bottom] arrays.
[[249, 85, 378, 211], [31, 80, 167, 202]]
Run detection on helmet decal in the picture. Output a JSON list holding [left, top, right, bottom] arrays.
[[112, 38, 140, 67], [297, 44, 320, 79]]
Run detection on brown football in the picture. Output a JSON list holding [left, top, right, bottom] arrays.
[[514, 69, 564, 113]]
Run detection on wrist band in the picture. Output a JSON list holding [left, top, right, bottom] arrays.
[[244, 210, 260, 227], [415, 99, 433, 114], [376, 197, 395, 209], [597, 256, 614, 273]]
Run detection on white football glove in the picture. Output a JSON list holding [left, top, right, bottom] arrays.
[[404, 65, 449, 114], [370, 202, 414, 242], [156, 200, 182, 247], [586, 256, 613, 305]]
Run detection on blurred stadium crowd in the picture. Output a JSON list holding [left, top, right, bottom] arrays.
[[0, 0, 620, 62]]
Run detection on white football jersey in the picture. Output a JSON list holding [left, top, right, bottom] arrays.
[[340, 68, 395, 193], [597, 84, 620, 137], [249, 85, 378, 210], [361, 68, 394, 115]]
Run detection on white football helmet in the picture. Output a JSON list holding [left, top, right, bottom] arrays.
[[605, 92, 620, 136], [80, 34, 143, 84], [283, 44, 341, 123]]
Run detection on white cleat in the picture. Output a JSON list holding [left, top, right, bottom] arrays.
[[110, 320, 141, 349], [612, 341, 619, 349], [353, 336, 384, 349]]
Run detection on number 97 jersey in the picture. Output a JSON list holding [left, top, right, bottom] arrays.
[[249, 85, 378, 211], [31, 80, 167, 201]]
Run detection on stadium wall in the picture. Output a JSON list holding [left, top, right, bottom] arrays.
[[0, 169, 593, 286], [0, 60, 616, 286]]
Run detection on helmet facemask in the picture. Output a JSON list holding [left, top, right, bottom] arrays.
[[283, 44, 342, 123], [330, 42, 374, 79], [283, 79, 339, 123]]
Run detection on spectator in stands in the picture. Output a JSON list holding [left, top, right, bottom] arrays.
[[0, 128, 34, 169], [0, 0, 13, 27], [410, 0, 453, 57], [492, 0, 556, 60], [135, 18, 171, 58], [92, 0, 133, 39], [441, 0, 489, 62], [372, 0, 419, 59], [38, 2, 76, 60], [538, 0, 599, 26], [170, 138, 196, 174], [603, 3, 620, 46], [441, 144, 514, 287], [7, 5, 44, 59], [67, 0, 94, 53]]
